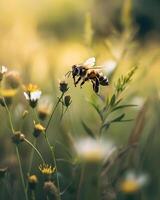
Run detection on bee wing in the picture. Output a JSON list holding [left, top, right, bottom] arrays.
[[83, 57, 96, 68]]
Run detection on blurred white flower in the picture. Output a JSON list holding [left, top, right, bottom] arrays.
[[1, 66, 8, 74], [74, 137, 116, 162], [102, 60, 117, 74], [119, 170, 149, 193], [0, 66, 8, 81], [37, 95, 53, 120]]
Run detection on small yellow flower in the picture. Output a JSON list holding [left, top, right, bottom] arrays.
[[39, 164, 55, 175], [23, 84, 42, 108], [33, 121, 45, 138]]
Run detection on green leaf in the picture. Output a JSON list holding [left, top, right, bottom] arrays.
[[81, 121, 96, 139], [111, 104, 137, 112], [111, 113, 125, 123], [90, 102, 103, 121], [110, 94, 116, 107]]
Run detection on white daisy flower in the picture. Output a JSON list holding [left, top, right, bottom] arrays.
[[23, 84, 42, 108], [119, 170, 149, 193], [74, 137, 116, 162]]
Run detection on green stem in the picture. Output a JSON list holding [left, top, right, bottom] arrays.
[[16, 146, 29, 200], [45, 135, 61, 200], [2, 97, 28, 200], [24, 138, 45, 164], [77, 164, 85, 200], [45, 93, 64, 132]]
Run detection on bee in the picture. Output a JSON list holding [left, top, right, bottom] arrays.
[[66, 57, 109, 93], [80, 70, 109, 93]]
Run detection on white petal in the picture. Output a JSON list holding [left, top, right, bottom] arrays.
[[83, 57, 96, 68], [1, 66, 8, 74], [30, 91, 41, 101], [24, 92, 29, 100]]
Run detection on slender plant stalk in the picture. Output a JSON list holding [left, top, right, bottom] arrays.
[[2, 98, 29, 200], [77, 164, 85, 200], [45, 93, 64, 132], [45, 135, 61, 200], [27, 139, 37, 175], [16, 146, 29, 200]]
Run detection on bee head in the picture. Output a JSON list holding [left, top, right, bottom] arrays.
[[72, 65, 79, 75]]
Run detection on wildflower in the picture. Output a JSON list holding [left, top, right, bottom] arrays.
[[23, 84, 42, 108], [0, 88, 17, 106], [59, 80, 68, 93], [28, 175, 38, 190], [12, 131, 25, 145], [74, 138, 116, 162], [43, 181, 58, 198], [64, 95, 72, 107], [0, 66, 7, 81], [37, 96, 53, 120], [119, 171, 148, 194], [33, 121, 45, 138], [5, 70, 21, 89], [0, 167, 8, 179], [39, 164, 55, 175]]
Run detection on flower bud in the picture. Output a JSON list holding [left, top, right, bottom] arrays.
[[59, 80, 68, 93], [33, 122, 45, 138], [12, 131, 25, 145], [0, 167, 8, 179], [28, 175, 38, 190], [5, 71, 21, 89], [64, 95, 72, 107], [43, 181, 58, 199]]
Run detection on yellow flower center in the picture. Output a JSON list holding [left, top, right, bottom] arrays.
[[120, 180, 140, 193]]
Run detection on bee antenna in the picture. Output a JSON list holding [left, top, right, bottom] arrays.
[[65, 71, 72, 78]]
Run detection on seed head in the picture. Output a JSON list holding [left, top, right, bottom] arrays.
[[28, 175, 38, 190], [59, 80, 68, 93], [43, 181, 58, 198], [64, 95, 72, 107], [12, 131, 25, 145]]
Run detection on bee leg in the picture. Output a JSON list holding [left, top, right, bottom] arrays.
[[75, 76, 82, 86], [92, 78, 99, 93], [73, 75, 76, 87], [80, 77, 88, 88]]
